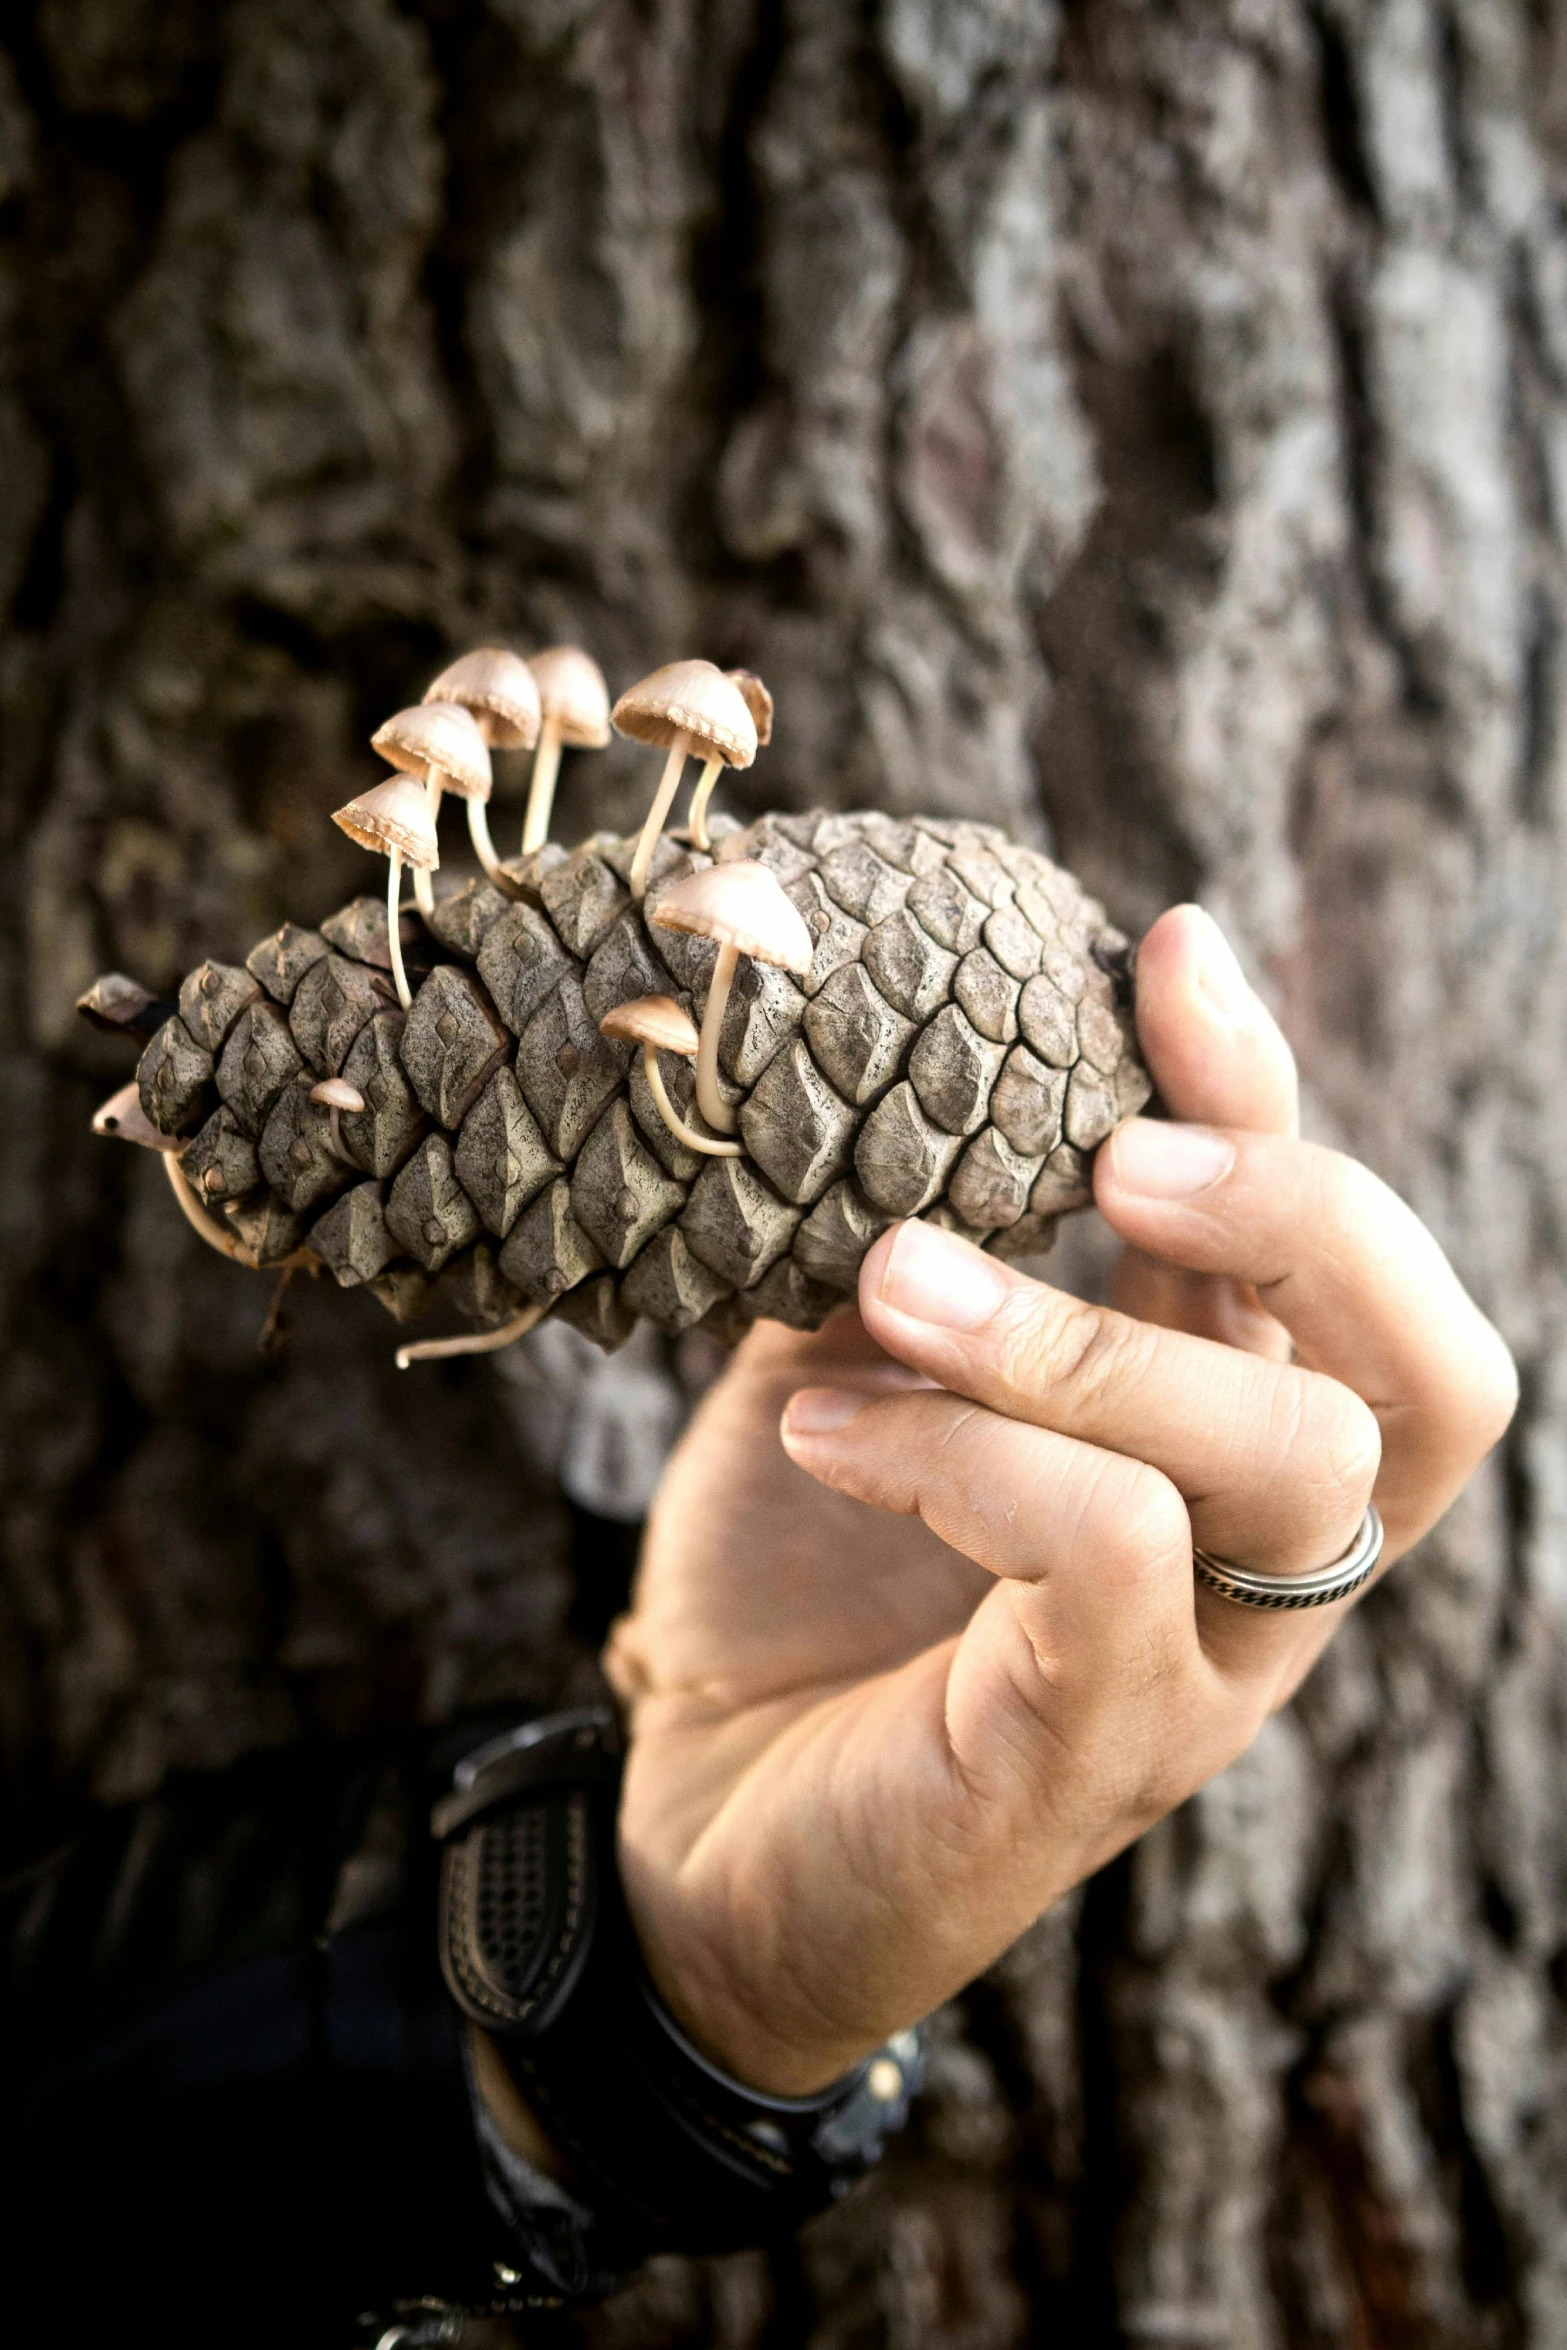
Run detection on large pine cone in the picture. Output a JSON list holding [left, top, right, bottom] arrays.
[[120, 812, 1151, 1350]]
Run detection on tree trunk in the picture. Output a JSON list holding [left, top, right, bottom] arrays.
[[3, 0, 1564, 2341]]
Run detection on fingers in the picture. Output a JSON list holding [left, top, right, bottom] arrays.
[[1134, 906, 1299, 1135], [1120, 907, 1297, 1356], [779, 1384, 1202, 1710], [1094, 1120, 1518, 1547], [855, 1218, 1381, 1578]]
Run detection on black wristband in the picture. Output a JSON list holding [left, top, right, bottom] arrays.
[[435, 1708, 923, 2266]]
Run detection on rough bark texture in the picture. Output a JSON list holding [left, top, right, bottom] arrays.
[[2, 2, 1564, 2343]]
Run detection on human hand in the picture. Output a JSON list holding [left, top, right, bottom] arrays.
[[604, 907, 1517, 2095]]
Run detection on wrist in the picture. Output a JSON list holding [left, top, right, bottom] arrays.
[[436, 1708, 924, 2256], [619, 1873, 864, 2098]]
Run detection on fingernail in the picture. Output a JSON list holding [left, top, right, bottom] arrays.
[[1195, 912, 1258, 1024], [783, 1388, 866, 1437], [1110, 1119, 1235, 1199], [877, 1220, 1010, 1333]]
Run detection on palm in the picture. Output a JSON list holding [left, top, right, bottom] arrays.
[[612, 1311, 989, 1725]]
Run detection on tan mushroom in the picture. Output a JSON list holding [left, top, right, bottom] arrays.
[[92, 1080, 183, 1153], [646, 862, 812, 1134], [688, 669, 773, 852], [372, 702, 495, 905], [423, 648, 541, 748], [521, 647, 612, 855], [309, 1076, 366, 1164], [598, 995, 741, 1158], [331, 774, 439, 1011], [612, 661, 758, 900], [423, 650, 541, 887]]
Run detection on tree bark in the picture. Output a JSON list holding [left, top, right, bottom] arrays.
[[3, 0, 1564, 2342]]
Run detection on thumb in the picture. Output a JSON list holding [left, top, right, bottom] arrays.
[[1135, 906, 1298, 1138], [1114, 907, 1297, 1355]]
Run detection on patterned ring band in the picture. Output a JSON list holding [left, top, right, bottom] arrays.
[[1192, 1505, 1385, 1611]]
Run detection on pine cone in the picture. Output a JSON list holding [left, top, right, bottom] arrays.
[[103, 811, 1151, 1352]]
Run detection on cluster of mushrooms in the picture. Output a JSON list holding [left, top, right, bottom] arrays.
[[92, 642, 831, 1363]]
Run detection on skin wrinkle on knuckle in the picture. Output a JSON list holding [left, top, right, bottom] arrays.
[[995, 1288, 1155, 1423], [1263, 1369, 1383, 1527]]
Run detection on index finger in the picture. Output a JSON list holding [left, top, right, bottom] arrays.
[[1094, 1121, 1519, 1549]]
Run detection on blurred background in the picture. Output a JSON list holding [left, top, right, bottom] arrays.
[[3, 0, 1567, 2342]]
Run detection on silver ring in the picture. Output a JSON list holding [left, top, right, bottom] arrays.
[[1192, 1505, 1384, 1611]]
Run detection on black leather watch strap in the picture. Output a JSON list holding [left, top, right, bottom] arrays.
[[435, 1708, 922, 2261]]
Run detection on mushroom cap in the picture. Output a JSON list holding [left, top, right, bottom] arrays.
[[372, 702, 493, 800], [423, 649, 542, 751], [612, 660, 757, 769], [598, 993, 701, 1055], [648, 859, 813, 973], [332, 773, 441, 870], [528, 646, 612, 747], [309, 1077, 367, 1112], [725, 668, 773, 748], [92, 1081, 183, 1153]]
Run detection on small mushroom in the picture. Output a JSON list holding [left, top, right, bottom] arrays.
[[612, 661, 758, 900], [331, 774, 439, 1012], [688, 669, 773, 852], [423, 649, 541, 886], [92, 1080, 184, 1152], [372, 702, 495, 905], [598, 995, 741, 1158], [424, 648, 541, 748], [309, 1075, 366, 1164], [646, 861, 813, 1135], [521, 647, 612, 855]]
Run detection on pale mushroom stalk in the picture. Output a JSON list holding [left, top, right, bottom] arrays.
[[641, 1039, 740, 1156], [413, 779, 444, 918], [612, 663, 758, 900], [310, 1078, 365, 1163], [165, 1155, 314, 1274], [690, 671, 771, 852], [598, 997, 741, 1157], [521, 717, 563, 855], [387, 848, 413, 1008], [333, 774, 439, 1015], [371, 704, 489, 926], [628, 732, 691, 901], [645, 863, 814, 1139], [466, 793, 505, 884], [423, 652, 541, 885], [165, 1153, 256, 1261], [396, 1301, 545, 1369], [692, 939, 742, 1134], [686, 757, 723, 853]]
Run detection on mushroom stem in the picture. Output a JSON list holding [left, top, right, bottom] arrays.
[[396, 1301, 546, 1369], [165, 1150, 255, 1262], [466, 796, 505, 884], [629, 732, 691, 901], [387, 851, 412, 1010], [329, 1106, 347, 1163], [694, 940, 740, 1134], [413, 776, 445, 917], [687, 757, 723, 852], [521, 717, 562, 854], [642, 1042, 741, 1156]]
